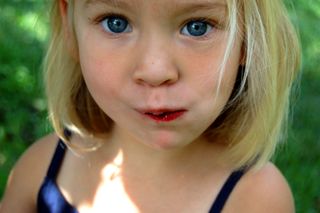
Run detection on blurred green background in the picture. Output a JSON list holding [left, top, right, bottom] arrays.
[[0, 0, 319, 212]]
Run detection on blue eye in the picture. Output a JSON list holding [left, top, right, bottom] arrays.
[[181, 20, 213, 37], [101, 16, 131, 33]]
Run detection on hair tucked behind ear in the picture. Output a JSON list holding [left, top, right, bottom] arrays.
[[206, 0, 301, 169]]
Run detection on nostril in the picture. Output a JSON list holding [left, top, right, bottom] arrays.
[[133, 69, 179, 87]]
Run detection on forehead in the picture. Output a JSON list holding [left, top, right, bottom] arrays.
[[84, 0, 228, 10]]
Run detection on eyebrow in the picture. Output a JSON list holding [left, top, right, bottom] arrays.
[[174, 2, 227, 17], [173, 1, 226, 10], [85, 0, 130, 9]]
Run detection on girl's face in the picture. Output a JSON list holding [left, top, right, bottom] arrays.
[[69, 0, 242, 149]]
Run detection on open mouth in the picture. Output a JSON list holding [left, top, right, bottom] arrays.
[[143, 110, 186, 122]]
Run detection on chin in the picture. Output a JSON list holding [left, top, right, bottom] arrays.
[[141, 132, 194, 151]]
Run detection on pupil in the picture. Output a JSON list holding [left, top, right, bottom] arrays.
[[187, 21, 207, 36], [108, 17, 127, 33]]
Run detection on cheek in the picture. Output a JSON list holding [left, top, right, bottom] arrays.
[[179, 43, 241, 120], [76, 27, 130, 91], [182, 52, 238, 99], [77, 49, 125, 118], [77, 34, 125, 94]]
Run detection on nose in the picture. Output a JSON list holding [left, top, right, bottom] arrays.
[[132, 37, 179, 87]]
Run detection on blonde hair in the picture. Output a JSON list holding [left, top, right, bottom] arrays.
[[45, 0, 300, 169]]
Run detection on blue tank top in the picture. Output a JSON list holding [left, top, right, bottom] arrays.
[[37, 136, 245, 213]]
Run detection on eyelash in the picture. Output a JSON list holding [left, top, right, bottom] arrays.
[[92, 13, 217, 38]]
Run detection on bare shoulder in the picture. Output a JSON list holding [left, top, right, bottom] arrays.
[[224, 162, 295, 213], [0, 134, 59, 213]]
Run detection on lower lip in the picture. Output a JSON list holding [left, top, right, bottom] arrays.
[[143, 110, 186, 122]]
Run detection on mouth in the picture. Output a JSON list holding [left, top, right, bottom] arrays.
[[140, 109, 186, 122]]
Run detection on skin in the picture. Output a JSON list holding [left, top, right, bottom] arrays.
[[0, 0, 295, 212], [75, 0, 239, 151]]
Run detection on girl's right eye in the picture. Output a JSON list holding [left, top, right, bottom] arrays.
[[100, 15, 132, 34]]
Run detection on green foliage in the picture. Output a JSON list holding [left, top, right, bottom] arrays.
[[0, 0, 319, 212], [0, 1, 51, 196], [276, 0, 320, 212]]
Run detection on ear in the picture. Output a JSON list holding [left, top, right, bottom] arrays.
[[59, 0, 71, 39], [59, 0, 79, 60], [59, 0, 68, 18], [239, 42, 246, 66]]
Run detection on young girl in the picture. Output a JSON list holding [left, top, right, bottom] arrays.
[[0, 0, 300, 212]]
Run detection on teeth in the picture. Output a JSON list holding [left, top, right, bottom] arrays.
[[146, 112, 169, 117], [153, 112, 164, 115], [148, 112, 167, 116]]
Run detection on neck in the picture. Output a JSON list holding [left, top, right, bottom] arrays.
[[98, 126, 228, 179]]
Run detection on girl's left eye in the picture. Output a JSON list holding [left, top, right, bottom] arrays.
[[181, 20, 213, 37], [101, 16, 132, 34]]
